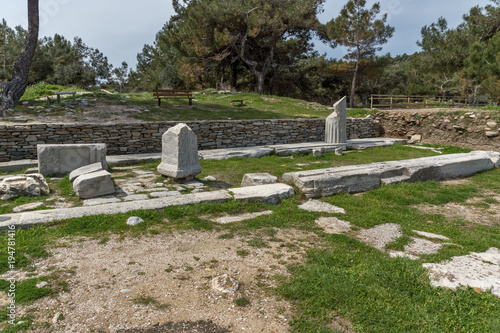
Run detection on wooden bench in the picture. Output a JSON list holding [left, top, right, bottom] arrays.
[[231, 100, 244, 107], [153, 89, 193, 106], [55, 91, 76, 103]]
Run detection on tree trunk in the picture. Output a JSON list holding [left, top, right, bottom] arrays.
[[0, 0, 39, 116], [256, 72, 265, 95], [231, 61, 238, 90], [350, 60, 359, 108]]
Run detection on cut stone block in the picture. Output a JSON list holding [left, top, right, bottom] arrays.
[[283, 151, 500, 198], [230, 183, 294, 204], [325, 96, 347, 144], [157, 123, 202, 180], [241, 173, 278, 187], [73, 170, 115, 199], [38, 144, 107, 177], [69, 162, 104, 182]]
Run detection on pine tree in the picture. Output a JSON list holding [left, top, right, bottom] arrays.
[[326, 0, 394, 107]]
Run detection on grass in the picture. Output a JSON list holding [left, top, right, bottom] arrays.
[[20, 82, 89, 101], [0, 145, 499, 331], [14, 85, 376, 121]]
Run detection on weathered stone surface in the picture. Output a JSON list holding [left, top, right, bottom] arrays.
[[0, 174, 49, 200], [213, 210, 273, 224], [12, 202, 44, 213], [38, 144, 107, 177], [283, 151, 499, 198], [241, 173, 278, 187], [229, 183, 294, 204], [211, 274, 239, 294], [325, 96, 347, 144], [83, 196, 120, 206], [413, 230, 449, 240], [298, 200, 345, 214], [0, 190, 233, 229], [423, 247, 500, 296], [409, 134, 422, 143], [199, 147, 273, 160], [69, 162, 104, 182], [405, 237, 443, 255], [73, 170, 115, 199], [157, 123, 202, 180], [315, 217, 351, 234], [357, 223, 402, 251], [485, 131, 498, 138]]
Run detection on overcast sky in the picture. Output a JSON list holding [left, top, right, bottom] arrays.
[[0, 0, 494, 69]]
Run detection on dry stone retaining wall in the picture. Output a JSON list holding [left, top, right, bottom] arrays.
[[0, 118, 381, 162]]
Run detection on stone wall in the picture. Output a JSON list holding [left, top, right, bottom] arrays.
[[374, 109, 500, 151], [0, 118, 381, 162]]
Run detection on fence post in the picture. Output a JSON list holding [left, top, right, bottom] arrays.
[[370, 95, 373, 109], [390, 97, 393, 109], [407, 96, 410, 109]]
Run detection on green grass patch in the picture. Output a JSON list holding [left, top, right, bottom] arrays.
[[20, 82, 89, 101]]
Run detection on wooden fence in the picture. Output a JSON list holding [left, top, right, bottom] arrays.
[[370, 95, 493, 109]]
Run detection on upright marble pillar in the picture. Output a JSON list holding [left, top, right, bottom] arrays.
[[325, 96, 347, 144], [157, 123, 202, 181]]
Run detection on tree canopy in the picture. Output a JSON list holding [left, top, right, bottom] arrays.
[[326, 0, 394, 107]]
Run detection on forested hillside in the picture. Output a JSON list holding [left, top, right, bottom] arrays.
[[1, 0, 498, 106]]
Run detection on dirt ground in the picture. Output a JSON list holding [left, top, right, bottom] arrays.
[[1, 229, 329, 333]]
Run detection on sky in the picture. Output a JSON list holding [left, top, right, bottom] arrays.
[[0, 0, 494, 70]]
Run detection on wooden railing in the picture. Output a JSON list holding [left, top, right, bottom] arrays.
[[370, 94, 492, 109]]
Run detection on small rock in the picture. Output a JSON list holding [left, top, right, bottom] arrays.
[[485, 131, 498, 138], [211, 274, 239, 294], [52, 312, 62, 324], [127, 217, 144, 226], [312, 149, 322, 157], [334, 147, 343, 156], [120, 289, 131, 294], [191, 189, 204, 193], [201, 176, 217, 182], [36, 281, 49, 289]]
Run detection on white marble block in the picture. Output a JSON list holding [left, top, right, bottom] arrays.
[[157, 123, 202, 180], [38, 144, 108, 177]]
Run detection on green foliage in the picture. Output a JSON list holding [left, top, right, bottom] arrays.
[[235, 297, 251, 307], [326, 0, 394, 107], [414, 1, 500, 99]]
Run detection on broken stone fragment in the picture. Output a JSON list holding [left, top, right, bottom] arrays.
[[69, 162, 104, 182], [73, 170, 115, 199], [240, 173, 278, 187], [0, 174, 49, 200]]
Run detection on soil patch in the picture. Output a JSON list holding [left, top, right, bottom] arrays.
[[2, 229, 324, 333], [415, 193, 500, 227]]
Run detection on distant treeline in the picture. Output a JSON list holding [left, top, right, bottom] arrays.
[[1, 0, 498, 105]]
